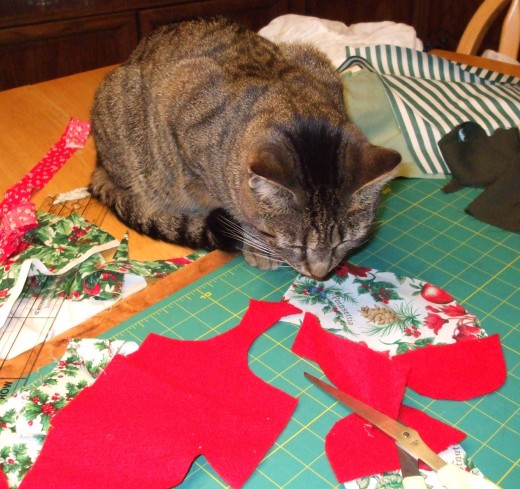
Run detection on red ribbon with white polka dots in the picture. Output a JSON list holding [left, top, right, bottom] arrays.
[[0, 118, 91, 263]]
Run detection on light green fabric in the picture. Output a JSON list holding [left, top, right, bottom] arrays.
[[341, 68, 437, 178]]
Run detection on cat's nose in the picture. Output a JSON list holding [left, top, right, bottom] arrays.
[[311, 273, 328, 281], [306, 262, 331, 281], [301, 250, 334, 280]]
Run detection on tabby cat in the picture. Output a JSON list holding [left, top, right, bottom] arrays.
[[90, 17, 401, 280]]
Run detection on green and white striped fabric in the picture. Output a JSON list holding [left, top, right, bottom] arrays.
[[339, 45, 520, 175]]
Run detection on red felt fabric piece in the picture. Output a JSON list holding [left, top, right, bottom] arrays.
[[326, 405, 466, 482], [0, 470, 7, 489], [18, 300, 301, 489], [292, 313, 409, 416], [291, 313, 489, 483], [394, 334, 506, 400]]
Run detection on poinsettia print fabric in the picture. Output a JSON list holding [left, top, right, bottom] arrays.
[[283, 262, 486, 356], [0, 339, 138, 488]]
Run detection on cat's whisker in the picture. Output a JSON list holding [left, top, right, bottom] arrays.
[[240, 238, 279, 258], [222, 229, 274, 256], [218, 216, 292, 267], [220, 228, 277, 259], [218, 215, 276, 256], [240, 249, 288, 265]]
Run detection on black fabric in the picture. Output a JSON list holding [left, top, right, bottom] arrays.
[[439, 121, 520, 232]]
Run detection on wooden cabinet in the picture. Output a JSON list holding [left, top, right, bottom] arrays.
[[139, 0, 299, 36], [0, 0, 505, 90], [0, 14, 138, 90], [0, 0, 305, 90], [306, 0, 506, 53], [305, 0, 418, 25]]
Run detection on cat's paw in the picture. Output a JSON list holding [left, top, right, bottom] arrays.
[[243, 246, 280, 271]]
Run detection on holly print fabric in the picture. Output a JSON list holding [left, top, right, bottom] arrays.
[[283, 262, 486, 356], [0, 212, 206, 311], [94, 232, 206, 287], [0, 211, 119, 309], [0, 211, 205, 359], [0, 339, 138, 488]]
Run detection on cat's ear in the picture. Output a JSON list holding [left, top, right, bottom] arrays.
[[352, 143, 401, 194], [246, 142, 298, 210]]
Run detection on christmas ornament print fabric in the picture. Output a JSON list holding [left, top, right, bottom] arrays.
[[283, 262, 486, 355]]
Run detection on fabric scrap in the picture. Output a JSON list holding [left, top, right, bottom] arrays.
[[439, 121, 520, 231], [259, 14, 423, 68], [394, 333, 506, 400], [0, 118, 90, 263], [14, 300, 301, 489]]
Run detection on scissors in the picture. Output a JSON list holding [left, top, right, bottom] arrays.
[[304, 372, 502, 489]]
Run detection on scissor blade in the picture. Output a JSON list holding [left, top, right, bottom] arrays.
[[398, 445, 428, 489], [397, 444, 420, 478], [304, 372, 447, 471]]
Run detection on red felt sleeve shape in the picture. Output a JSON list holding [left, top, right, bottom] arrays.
[[326, 405, 466, 482], [292, 313, 409, 417], [16, 299, 301, 489], [393, 334, 506, 400]]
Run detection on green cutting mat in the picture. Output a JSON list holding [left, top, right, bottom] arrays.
[[95, 177, 519, 489], [17, 177, 515, 488]]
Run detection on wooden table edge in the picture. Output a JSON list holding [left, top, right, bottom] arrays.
[[1, 250, 237, 380]]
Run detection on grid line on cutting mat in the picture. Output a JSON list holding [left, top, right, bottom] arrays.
[[26, 177, 520, 488]]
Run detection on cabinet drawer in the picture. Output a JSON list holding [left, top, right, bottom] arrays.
[[0, 13, 138, 89], [139, 0, 291, 36]]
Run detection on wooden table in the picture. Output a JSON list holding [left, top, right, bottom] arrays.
[[0, 50, 517, 378], [0, 65, 196, 261]]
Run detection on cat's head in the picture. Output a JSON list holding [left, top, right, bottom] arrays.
[[239, 118, 401, 280]]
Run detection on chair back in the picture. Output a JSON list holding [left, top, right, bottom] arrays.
[[457, 0, 519, 59]]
